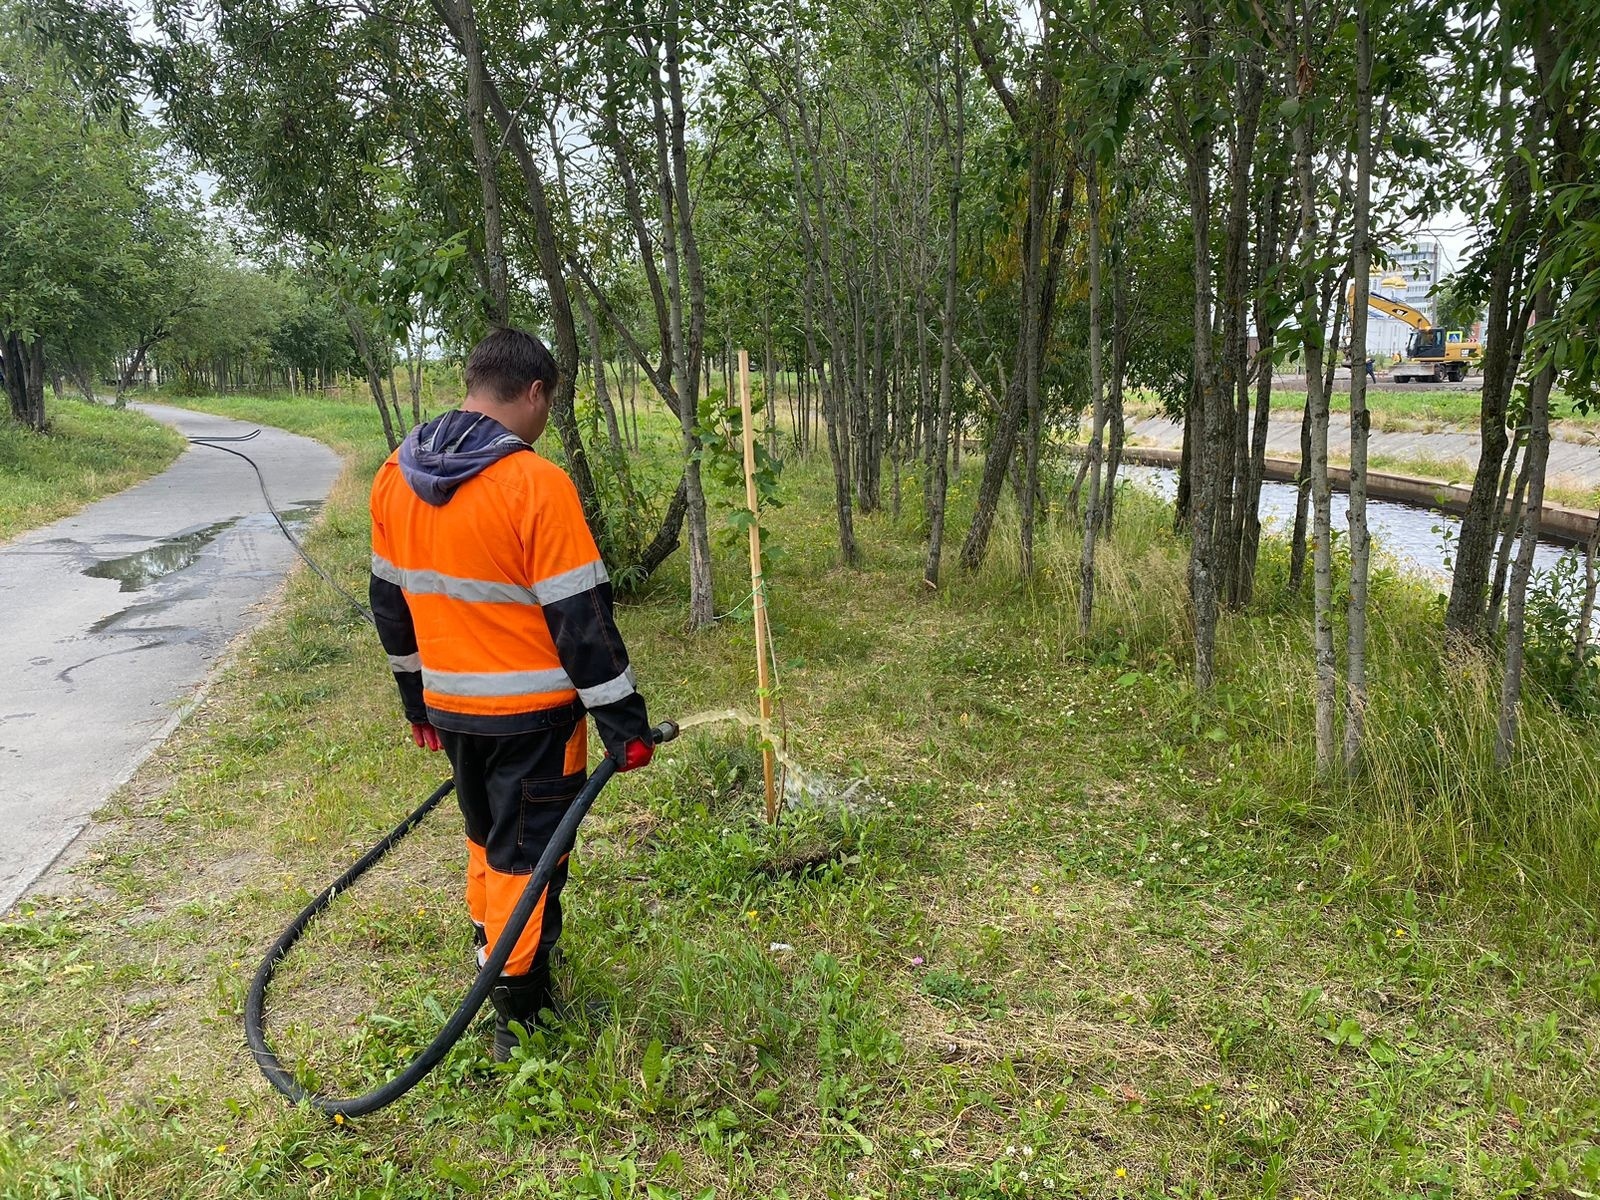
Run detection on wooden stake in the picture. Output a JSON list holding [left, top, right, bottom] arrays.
[[739, 349, 778, 824]]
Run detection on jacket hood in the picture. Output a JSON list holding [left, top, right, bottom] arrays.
[[398, 410, 528, 506]]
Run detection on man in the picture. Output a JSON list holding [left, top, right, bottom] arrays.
[[368, 327, 653, 1061]]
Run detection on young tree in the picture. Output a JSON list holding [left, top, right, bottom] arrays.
[[0, 28, 173, 428], [1343, 1, 1374, 771]]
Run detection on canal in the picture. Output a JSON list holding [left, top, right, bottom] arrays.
[[1123, 465, 1581, 588]]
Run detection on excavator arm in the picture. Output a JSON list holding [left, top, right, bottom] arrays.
[[1365, 293, 1432, 329], [1346, 284, 1432, 330]]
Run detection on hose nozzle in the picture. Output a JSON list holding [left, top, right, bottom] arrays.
[[651, 720, 680, 745]]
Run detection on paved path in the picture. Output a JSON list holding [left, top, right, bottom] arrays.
[[0, 404, 341, 912], [1127, 412, 1600, 489]]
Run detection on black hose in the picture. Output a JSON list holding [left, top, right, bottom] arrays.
[[186, 432, 376, 625], [246, 721, 679, 1119], [246, 760, 611, 1118]]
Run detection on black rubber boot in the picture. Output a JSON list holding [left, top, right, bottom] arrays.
[[487, 964, 554, 1062]]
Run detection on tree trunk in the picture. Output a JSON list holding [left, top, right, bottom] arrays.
[[1184, 0, 1220, 690], [1445, 82, 1534, 638], [409, 326, 424, 426], [626, 358, 640, 451], [1576, 522, 1600, 666], [661, 0, 716, 627], [5, 334, 45, 430], [765, 30, 857, 566], [24, 339, 45, 430], [344, 308, 400, 451], [1215, 55, 1264, 612], [1078, 159, 1108, 638], [1288, 396, 1312, 592], [1103, 231, 1128, 538], [1289, 16, 1336, 769], [1495, 290, 1556, 765], [455, 0, 507, 327], [69, 363, 98, 405], [955, 21, 1066, 574], [1343, 6, 1374, 773], [1238, 176, 1288, 605], [113, 340, 156, 408], [386, 366, 406, 437], [764, 314, 778, 457], [434, 0, 603, 531], [1488, 425, 1532, 636], [577, 289, 625, 456]]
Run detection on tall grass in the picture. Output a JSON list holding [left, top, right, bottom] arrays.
[[943, 475, 1600, 913]]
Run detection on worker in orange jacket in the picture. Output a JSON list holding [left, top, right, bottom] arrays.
[[368, 327, 653, 1060]]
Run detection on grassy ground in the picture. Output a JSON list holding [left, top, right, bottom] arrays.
[[1266, 387, 1599, 432], [2, 392, 1597, 1199], [0, 400, 186, 542], [1271, 387, 1488, 427], [1126, 385, 1597, 433]]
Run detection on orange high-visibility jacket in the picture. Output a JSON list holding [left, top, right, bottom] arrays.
[[368, 411, 646, 754]]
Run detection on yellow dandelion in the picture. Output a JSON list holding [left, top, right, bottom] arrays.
[[1115, 1167, 1127, 1179], [214, 1144, 227, 1154], [333, 1113, 346, 1125]]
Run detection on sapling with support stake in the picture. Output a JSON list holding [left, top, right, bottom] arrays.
[[739, 349, 780, 824]]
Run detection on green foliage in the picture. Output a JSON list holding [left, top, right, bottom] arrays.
[[1523, 551, 1600, 717], [158, 263, 353, 390], [0, 22, 210, 407], [693, 388, 784, 558]]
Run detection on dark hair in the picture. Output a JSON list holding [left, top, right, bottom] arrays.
[[464, 327, 559, 402]]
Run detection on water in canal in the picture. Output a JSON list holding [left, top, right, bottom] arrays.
[[1122, 465, 1580, 590]]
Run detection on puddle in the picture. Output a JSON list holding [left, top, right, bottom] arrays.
[[275, 501, 324, 534], [82, 519, 240, 592]]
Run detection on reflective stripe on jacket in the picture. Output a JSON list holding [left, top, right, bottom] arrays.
[[368, 436, 644, 748]]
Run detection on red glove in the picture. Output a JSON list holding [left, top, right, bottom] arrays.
[[410, 721, 442, 751], [618, 737, 653, 772]]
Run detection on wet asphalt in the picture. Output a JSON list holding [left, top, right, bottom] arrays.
[[0, 404, 341, 912]]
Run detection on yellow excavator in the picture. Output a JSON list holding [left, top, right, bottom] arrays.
[[1349, 285, 1482, 383]]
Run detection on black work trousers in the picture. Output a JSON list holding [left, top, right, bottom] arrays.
[[437, 718, 588, 978]]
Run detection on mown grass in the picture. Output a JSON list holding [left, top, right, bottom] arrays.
[[0, 401, 186, 541], [1127, 384, 1597, 432], [1, 391, 1597, 1199], [1267, 386, 1600, 429]]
